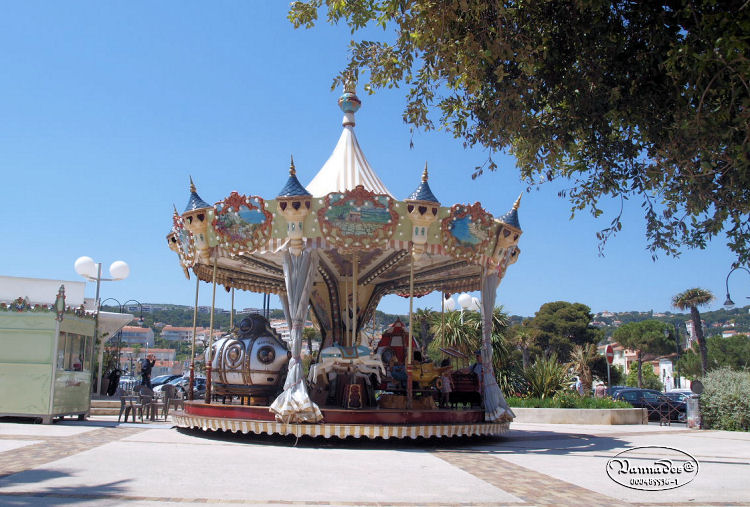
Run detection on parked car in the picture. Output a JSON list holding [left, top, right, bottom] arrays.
[[154, 376, 206, 398], [664, 391, 693, 403], [151, 374, 181, 388], [118, 375, 138, 393], [613, 388, 686, 422]]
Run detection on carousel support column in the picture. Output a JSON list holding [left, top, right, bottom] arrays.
[[230, 288, 235, 330], [204, 257, 218, 404], [479, 269, 514, 422], [406, 247, 415, 409], [352, 251, 358, 345], [189, 275, 199, 401]]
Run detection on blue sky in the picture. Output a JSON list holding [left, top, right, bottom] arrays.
[[1, 2, 742, 318]]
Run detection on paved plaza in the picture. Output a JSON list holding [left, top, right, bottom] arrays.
[[0, 417, 748, 506]]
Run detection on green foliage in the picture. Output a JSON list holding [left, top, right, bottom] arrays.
[[522, 353, 571, 399], [428, 306, 510, 370], [678, 334, 750, 379], [289, 0, 750, 265], [590, 356, 623, 386], [625, 366, 663, 391], [613, 320, 673, 388], [529, 301, 601, 361], [507, 395, 631, 409], [700, 367, 750, 432]]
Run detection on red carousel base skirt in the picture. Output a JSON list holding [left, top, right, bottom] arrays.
[[174, 401, 511, 439]]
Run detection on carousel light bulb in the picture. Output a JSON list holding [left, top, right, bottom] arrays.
[[457, 293, 472, 310], [109, 261, 130, 280], [74, 256, 97, 278]]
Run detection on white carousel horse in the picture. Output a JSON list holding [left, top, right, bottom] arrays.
[[308, 344, 386, 384]]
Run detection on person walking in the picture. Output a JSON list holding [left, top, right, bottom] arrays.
[[139, 353, 156, 388]]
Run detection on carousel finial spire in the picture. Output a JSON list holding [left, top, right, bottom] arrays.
[[338, 83, 362, 128], [422, 162, 429, 182], [189, 176, 196, 193], [513, 193, 522, 210], [290, 155, 296, 176], [172, 204, 179, 216]]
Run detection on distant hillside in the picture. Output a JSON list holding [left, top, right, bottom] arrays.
[[103, 303, 408, 334]]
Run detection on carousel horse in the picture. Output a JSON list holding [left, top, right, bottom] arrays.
[[309, 344, 386, 384]]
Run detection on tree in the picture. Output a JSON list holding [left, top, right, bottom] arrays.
[[678, 333, 750, 378], [414, 308, 435, 354], [672, 288, 715, 376], [429, 306, 510, 372], [289, 1, 750, 265], [302, 326, 319, 355], [508, 321, 539, 369], [568, 344, 598, 396], [625, 364, 663, 391], [529, 302, 601, 361], [613, 320, 673, 388]]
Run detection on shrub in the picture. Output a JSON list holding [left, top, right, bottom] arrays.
[[522, 353, 571, 399], [700, 367, 750, 431], [507, 395, 631, 409]]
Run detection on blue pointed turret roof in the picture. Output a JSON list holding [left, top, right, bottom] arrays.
[[498, 194, 522, 229], [277, 156, 312, 198], [406, 164, 439, 203], [184, 177, 211, 212]]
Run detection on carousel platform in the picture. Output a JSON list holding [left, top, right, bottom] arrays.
[[173, 401, 511, 439]]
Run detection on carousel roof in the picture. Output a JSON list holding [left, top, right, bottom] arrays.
[[184, 177, 211, 212], [277, 156, 311, 198], [406, 165, 439, 203], [305, 90, 393, 198], [168, 91, 523, 346]]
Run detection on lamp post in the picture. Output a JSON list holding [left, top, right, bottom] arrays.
[[74, 256, 130, 394], [100, 298, 144, 379], [723, 266, 750, 307]]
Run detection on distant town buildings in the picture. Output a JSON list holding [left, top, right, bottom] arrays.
[[118, 347, 178, 376], [117, 326, 155, 348]]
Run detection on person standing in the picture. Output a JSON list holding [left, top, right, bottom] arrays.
[[139, 353, 156, 388]]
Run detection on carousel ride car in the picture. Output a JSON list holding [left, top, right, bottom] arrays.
[[166, 89, 522, 439]]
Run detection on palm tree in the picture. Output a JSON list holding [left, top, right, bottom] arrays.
[[672, 288, 715, 377], [510, 321, 538, 369], [568, 344, 597, 395]]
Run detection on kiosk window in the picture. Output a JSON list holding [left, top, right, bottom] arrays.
[[58, 332, 89, 371]]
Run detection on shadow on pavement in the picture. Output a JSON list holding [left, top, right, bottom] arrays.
[[0, 468, 129, 506], [174, 425, 631, 455]]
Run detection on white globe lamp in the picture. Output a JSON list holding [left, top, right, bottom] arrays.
[[109, 261, 130, 280], [457, 293, 472, 310], [444, 296, 455, 312], [74, 256, 97, 279]]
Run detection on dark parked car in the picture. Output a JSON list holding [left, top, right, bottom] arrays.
[[151, 374, 182, 388], [613, 388, 686, 422]]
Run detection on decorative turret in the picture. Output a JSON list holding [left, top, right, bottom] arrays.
[[277, 156, 312, 256], [493, 194, 523, 255], [167, 205, 181, 255], [182, 177, 213, 261], [405, 163, 440, 257]]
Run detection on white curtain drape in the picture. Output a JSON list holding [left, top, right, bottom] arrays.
[[269, 250, 323, 423], [480, 270, 515, 422]]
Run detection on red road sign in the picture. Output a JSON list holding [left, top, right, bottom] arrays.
[[605, 345, 614, 364]]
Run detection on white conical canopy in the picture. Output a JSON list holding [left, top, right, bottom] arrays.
[[305, 91, 393, 198]]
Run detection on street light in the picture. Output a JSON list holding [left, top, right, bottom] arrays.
[[74, 256, 130, 394], [723, 266, 750, 307], [99, 298, 144, 382]]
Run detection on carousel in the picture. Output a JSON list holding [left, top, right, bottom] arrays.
[[167, 89, 522, 439]]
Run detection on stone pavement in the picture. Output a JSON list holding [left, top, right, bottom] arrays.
[[0, 417, 748, 506]]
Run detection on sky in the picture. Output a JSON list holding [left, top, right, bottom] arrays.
[[0, 2, 743, 319]]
